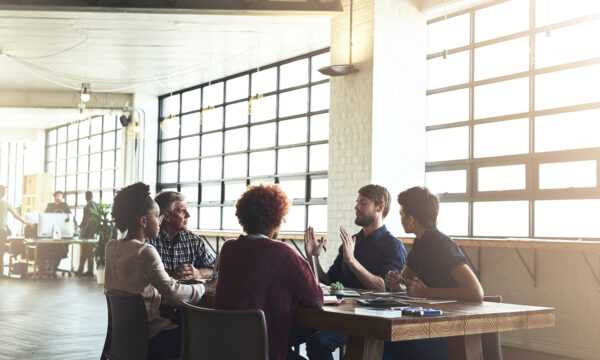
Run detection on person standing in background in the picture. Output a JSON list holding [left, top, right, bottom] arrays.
[[76, 191, 97, 277], [0, 185, 33, 277]]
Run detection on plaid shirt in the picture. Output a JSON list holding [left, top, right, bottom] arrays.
[[147, 228, 215, 271]]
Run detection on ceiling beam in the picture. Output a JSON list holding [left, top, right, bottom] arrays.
[[0, 0, 343, 15]]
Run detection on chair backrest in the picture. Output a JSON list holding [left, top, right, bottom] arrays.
[[103, 291, 149, 360], [180, 302, 268, 360], [482, 295, 503, 360]]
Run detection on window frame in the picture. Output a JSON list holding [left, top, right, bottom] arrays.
[[157, 48, 330, 232], [44, 116, 122, 221], [426, 0, 600, 240]]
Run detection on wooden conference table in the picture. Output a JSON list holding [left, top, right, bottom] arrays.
[[201, 293, 554, 360], [296, 297, 554, 360]]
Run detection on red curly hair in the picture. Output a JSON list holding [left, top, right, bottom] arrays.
[[235, 184, 290, 235]]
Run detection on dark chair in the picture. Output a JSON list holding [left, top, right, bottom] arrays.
[[180, 302, 268, 360], [102, 291, 148, 360], [37, 243, 71, 278], [482, 295, 503, 360]]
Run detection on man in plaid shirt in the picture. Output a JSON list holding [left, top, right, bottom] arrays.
[[147, 191, 215, 279]]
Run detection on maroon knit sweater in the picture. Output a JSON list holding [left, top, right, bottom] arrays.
[[215, 235, 324, 360]]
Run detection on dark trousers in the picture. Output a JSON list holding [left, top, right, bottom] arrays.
[[383, 338, 448, 360], [147, 308, 182, 360], [288, 326, 347, 360]]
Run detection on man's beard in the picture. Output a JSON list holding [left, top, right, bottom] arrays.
[[355, 213, 376, 227]]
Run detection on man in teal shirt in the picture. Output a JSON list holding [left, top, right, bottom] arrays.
[[0, 185, 32, 277]]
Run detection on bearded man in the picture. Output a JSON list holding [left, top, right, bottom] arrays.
[[293, 184, 406, 360]]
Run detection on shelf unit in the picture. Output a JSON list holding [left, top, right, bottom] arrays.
[[21, 173, 53, 215]]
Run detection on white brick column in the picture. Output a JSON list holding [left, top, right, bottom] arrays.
[[326, 0, 426, 265]]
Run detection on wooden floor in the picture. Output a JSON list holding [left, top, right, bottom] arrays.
[[0, 271, 578, 360], [0, 275, 106, 360]]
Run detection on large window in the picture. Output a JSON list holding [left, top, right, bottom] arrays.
[[45, 116, 123, 223], [157, 49, 330, 232], [426, 0, 600, 239], [0, 142, 26, 217]]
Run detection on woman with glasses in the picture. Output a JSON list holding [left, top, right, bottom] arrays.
[[105, 182, 214, 360]]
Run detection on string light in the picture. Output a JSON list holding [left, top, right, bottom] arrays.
[[199, 105, 215, 124], [248, 93, 263, 115], [160, 114, 180, 132], [2, 43, 259, 93]]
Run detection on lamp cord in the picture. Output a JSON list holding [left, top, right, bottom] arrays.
[[349, 0, 353, 65]]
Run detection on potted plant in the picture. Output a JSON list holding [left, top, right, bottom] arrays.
[[88, 202, 117, 284], [330, 282, 345, 299]]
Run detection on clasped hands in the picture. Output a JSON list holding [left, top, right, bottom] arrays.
[[173, 263, 198, 280], [385, 270, 429, 298]]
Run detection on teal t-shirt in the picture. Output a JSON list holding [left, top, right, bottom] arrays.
[[0, 199, 16, 231]]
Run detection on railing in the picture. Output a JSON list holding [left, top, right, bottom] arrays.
[[193, 230, 600, 289]]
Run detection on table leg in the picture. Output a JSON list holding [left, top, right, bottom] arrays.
[[344, 335, 384, 360], [447, 334, 483, 360], [33, 245, 38, 279], [8, 240, 13, 277], [24, 244, 29, 279]]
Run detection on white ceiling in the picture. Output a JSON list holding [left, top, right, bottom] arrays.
[[0, 9, 331, 96]]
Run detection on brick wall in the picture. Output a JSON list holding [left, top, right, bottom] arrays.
[[326, 0, 375, 265]]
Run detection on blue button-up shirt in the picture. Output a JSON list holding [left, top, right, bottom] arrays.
[[147, 228, 215, 271], [327, 224, 406, 289]]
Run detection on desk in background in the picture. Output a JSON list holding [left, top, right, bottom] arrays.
[[7, 237, 97, 279]]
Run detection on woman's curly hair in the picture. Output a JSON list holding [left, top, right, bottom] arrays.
[[235, 184, 290, 235], [112, 182, 155, 232]]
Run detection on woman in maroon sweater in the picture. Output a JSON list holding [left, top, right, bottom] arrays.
[[215, 184, 324, 360]]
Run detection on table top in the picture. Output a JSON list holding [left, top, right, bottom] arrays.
[[294, 298, 555, 342], [22, 237, 97, 245]]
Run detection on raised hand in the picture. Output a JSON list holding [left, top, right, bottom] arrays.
[[304, 226, 324, 258], [340, 226, 356, 265]]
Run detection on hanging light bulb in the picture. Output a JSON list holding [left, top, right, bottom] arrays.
[[80, 82, 91, 102]]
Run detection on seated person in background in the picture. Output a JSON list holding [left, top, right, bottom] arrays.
[[106, 182, 213, 360], [45, 191, 71, 214], [215, 184, 323, 360], [76, 191, 98, 276], [298, 184, 407, 360], [147, 191, 214, 279], [0, 185, 33, 277], [383, 186, 483, 360]]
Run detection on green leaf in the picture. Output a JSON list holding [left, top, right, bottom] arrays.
[[330, 281, 344, 290], [89, 202, 117, 268]]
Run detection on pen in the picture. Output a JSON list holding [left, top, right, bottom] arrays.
[[361, 291, 373, 295], [418, 309, 443, 316]]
